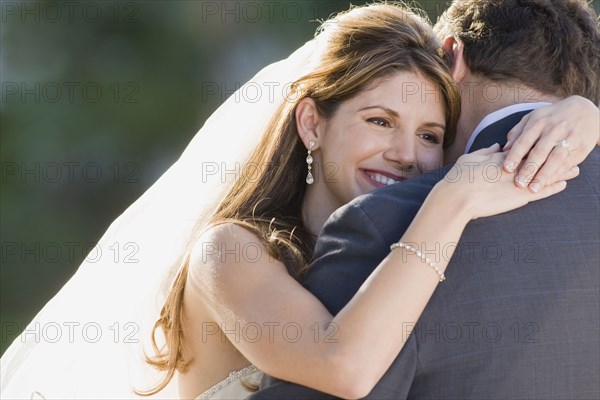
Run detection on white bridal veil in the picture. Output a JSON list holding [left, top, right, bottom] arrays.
[[0, 37, 321, 399]]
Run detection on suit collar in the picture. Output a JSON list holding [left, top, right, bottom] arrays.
[[464, 102, 552, 153]]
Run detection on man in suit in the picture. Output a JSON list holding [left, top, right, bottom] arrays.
[[251, 0, 600, 398]]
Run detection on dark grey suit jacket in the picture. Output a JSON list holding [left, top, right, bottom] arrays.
[[250, 112, 600, 399]]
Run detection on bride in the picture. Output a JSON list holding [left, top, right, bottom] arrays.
[[1, 3, 598, 400]]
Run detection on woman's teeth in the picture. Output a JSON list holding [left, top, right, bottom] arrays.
[[367, 172, 399, 186]]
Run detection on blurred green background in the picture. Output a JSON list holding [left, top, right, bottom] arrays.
[[1, 0, 599, 356]]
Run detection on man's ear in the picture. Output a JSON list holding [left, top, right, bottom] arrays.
[[295, 97, 322, 149], [442, 36, 468, 83]]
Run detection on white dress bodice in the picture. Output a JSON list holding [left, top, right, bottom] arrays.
[[195, 365, 263, 399]]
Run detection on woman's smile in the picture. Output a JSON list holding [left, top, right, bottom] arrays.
[[360, 168, 407, 189]]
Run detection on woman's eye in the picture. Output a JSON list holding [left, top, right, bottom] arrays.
[[420, 133, 440, 144], [367, 117, 390, 127]]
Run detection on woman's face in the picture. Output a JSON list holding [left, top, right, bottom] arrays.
[[314, 71, 446, 209]]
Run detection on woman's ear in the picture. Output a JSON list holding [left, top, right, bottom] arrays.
[[295, 97, 322, 149], [442, 36, 468, 84]]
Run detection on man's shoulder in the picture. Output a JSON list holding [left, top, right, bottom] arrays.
[[410, 148, 600, 396], [459, 147, 599, 240], [580, 146, 600, 184]]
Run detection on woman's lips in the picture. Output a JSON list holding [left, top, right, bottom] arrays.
[[361, 169, 406, 188]]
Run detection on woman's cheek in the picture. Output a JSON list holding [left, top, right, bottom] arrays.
[[420, 149, 444, 172]]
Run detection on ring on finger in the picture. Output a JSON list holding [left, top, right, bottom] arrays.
[[555, 139, 571, 154]]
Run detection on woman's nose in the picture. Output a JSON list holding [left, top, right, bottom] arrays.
[[383, 134, 417, 172]]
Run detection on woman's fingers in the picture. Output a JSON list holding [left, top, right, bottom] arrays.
[[503, 96, 595, 173], [531, 180, 568, 201], [526, 162, 578, 193], [527, 142, 574, 192], [503, 113, 530, 153], [513, 127, 571, 192], [502, 112, 578, 192], [549, 165, 580, 184], [562, 165, 581, 181], [503, 114, 541, 172], [504, 96, 599, 189], [471, 142, 501, 156]]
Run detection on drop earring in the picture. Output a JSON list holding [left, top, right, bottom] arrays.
[[306, 141, 315, 184]]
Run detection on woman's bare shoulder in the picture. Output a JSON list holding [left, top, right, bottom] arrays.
[[187, 222, 285, 294], [190, 222, 267, 262]]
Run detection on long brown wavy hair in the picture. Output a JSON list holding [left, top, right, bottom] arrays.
[[138, 2, 461, 395]]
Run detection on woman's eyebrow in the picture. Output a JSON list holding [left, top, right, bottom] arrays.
[[422, 122, 446, 130], [357, 105, 399, 118]]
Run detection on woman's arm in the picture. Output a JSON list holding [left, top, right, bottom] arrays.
[[187, 146, 576, 399]]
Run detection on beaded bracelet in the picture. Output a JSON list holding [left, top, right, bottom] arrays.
[[390, 241, 446, 282]]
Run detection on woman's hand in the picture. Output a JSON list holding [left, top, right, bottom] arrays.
[[502, 96, 599, 193], [440, 143, 580, 221]]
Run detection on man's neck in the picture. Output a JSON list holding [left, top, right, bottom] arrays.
[[445, 77, 561, 162]]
